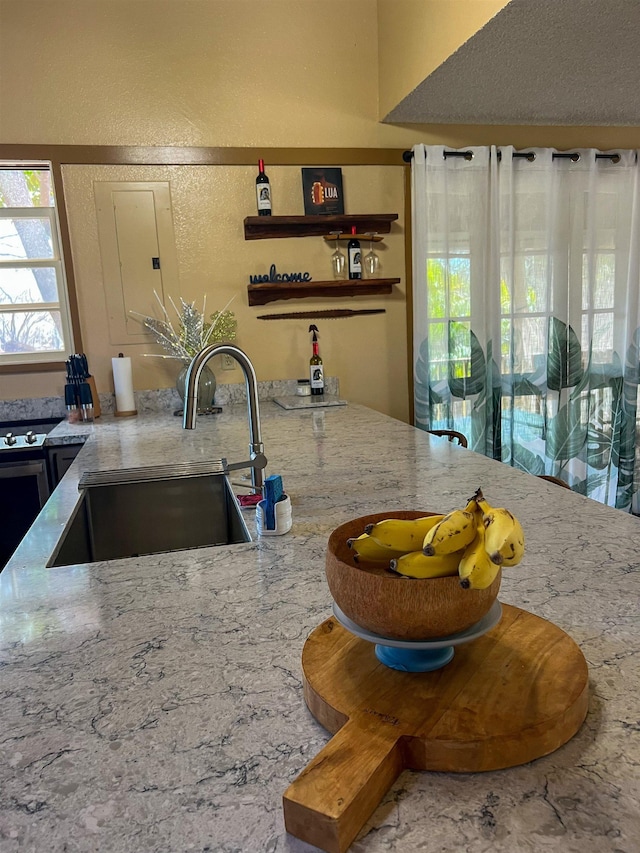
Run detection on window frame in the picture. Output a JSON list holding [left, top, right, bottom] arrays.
[[0, 160, 78, 372], [0, 161, 74, 366]]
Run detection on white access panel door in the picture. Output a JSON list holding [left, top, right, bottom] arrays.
[[94, 182, 179, 345]]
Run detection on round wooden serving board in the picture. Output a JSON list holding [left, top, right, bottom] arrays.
[[283, 604, 588, 853]]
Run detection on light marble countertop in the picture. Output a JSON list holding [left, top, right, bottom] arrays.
[[1, 402, 638, 853]]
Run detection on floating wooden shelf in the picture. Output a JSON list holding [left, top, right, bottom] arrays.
[[247, 278, 400, 306], [244, 213, 398, 240]]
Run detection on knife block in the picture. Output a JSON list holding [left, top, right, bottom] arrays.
[[87, 376, 101, 418]]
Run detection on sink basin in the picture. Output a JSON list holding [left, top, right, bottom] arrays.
[[48, 462, 251, 567]]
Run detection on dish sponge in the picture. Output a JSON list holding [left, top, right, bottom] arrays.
[[263, 474, 284, 529]]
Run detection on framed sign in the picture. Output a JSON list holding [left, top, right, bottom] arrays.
[[301, 168, 344, 215]]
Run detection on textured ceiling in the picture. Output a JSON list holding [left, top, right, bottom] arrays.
[[383, 0, 640, 126]]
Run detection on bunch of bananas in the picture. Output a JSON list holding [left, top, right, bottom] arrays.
[[346, 488, 525, 589]]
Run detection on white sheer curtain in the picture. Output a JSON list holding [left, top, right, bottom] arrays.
[[412, 144, 640, 511]]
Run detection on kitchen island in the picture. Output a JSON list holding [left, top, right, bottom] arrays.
[[1, 401, 638, 852]]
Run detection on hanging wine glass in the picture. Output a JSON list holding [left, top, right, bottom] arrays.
[[329, 231, 346, 279], [363, 233, 380, 278]]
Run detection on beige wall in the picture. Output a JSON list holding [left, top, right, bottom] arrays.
[[4, 0, 637, 152], [1, 0, 391, 149], [61, 162, 408, 420], [1, 0, 639, 421], [378, 0, 509, 119]]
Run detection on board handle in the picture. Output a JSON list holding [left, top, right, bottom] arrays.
[[283, 715, 404, 853]]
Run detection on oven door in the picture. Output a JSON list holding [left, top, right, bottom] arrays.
[[0, 457, 50, 569]]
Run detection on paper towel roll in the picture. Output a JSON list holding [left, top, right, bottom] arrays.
[[112, 354, 137, 415]]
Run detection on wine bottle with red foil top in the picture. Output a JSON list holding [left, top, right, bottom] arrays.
[[348, 225, 362, 279], [309, 324, 324, 396], [256, 159, 272, 216]]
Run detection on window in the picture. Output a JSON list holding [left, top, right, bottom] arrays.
[[413, 145, 640, 511], [0, 162, 74, 364]]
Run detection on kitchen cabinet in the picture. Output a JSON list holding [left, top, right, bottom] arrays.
[[47, 443, 83, 488]]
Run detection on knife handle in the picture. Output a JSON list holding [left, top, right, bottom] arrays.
[[86, 376, 101, 418], [64, 383, 77, 409]]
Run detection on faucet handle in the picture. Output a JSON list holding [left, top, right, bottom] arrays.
[[251, 451, 267, 470], [221, 452, 268, 474]]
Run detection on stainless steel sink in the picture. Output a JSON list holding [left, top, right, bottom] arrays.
[[47, 461, 251, 567]]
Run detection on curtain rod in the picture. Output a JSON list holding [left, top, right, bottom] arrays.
[[401, 149, 623, 163]]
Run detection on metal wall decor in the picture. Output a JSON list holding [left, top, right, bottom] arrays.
[[249, 264, 312, 285]]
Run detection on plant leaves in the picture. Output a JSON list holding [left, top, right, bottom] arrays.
[[510, 374, 544, 397], [546, 398, 588, 460], [572, 471, 609, 497], [586, 425, 612, 470], [485, 339, 503, 460], [547, 316, 584, 391], [511, 443, 546, 476], [414, 337, 431, 425], [613, 330, 640, 509], [448, 326, 486, 398], [414, 336, 430, 386]]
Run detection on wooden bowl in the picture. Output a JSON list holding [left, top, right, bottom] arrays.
[[326, 510, 501, 641]]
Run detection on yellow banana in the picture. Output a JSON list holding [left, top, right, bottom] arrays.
[[363, 515, 444, 553], [389, 548, 463, 579], [476, 490, 525, 567], [422, 500, 478, 556], [347, 533, 407, 564], [458, 524, 500, 589]]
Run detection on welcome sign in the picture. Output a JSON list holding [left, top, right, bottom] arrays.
[[249, 264, 313, 284]]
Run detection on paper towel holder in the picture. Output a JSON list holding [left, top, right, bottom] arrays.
[[113, 352, 138, 418]]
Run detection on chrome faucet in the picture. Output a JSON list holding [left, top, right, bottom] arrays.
[[182, 344, 266, 493]]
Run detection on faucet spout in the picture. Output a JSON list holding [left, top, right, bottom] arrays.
[[182, 344, 265, 492]]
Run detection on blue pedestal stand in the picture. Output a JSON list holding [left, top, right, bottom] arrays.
[[332, 600, 502, 674], [374, 643, 455, 672]]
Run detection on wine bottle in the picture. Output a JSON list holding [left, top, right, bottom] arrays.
[[309, 324, 324, 396], [256, 159, 272, 216], [347, 226, 361, 279]]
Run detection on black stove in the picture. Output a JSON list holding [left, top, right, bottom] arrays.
[[0, 418, 63, 570], [0, 418, 61, 452]]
